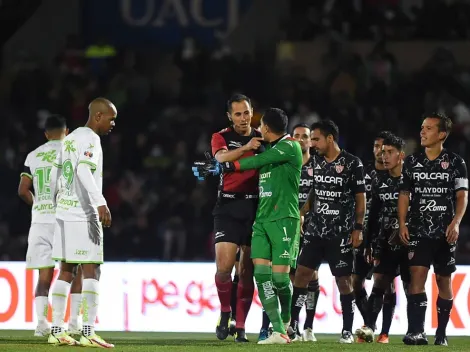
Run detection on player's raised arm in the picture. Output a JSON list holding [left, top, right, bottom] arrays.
[[18, 158, 34, 206], [398, 157, 412, 244]]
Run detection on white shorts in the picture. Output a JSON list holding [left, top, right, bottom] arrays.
[[52, 219, 104, 264], [26, 223, 55, 269]]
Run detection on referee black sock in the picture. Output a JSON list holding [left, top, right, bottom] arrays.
[[436, 296, 453, 336], [340, 293, 356, 333], [409, 293, 427, 333], [366, 287, 385, 330], [230, 274, 239, 320]]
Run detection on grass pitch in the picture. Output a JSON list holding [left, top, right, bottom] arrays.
[[0, 330, 469, 351]]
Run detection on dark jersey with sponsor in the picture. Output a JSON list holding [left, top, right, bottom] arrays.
[[367, 172, 402, 255], [306, 150, 366, 238], [299, 155, 315, 208], [399, 149, 468, 239], [211, 127, 264, 216], [364, 162, 388, 225]]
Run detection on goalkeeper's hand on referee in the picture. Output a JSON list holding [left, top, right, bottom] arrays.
[[192, 152, 237, 180]]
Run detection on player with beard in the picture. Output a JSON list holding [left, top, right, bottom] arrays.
[[259, 123, 318, 342], [289, 119, 366, 344], [355, 131, 397, 343], [208, 94, 264, 342], [355, 134, 410, 343], [399, 113, 468, 346]]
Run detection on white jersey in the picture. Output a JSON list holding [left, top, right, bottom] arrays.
[[55, 127, 103, 221], [23, 140, 62, 224]]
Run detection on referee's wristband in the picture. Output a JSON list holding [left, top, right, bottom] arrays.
[[354, 223, 363, 231]]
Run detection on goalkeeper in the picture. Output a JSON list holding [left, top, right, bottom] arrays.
[[195, 108, 302, 344]]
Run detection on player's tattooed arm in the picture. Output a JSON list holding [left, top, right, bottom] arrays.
[[300, 187, 314, 216]]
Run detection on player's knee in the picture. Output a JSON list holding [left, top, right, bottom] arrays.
[[36, 280, 51, 296], [372, 275, 389, 290], [307, 279, 319, 292], [435, 274, 453, 298], [215, 271, 232, 283], [293, 266, 313, 287], [272, 271, 290, 289], [335, 275, 353, 294], [311, 270, 319, 281], [81, 264, 100, 280]]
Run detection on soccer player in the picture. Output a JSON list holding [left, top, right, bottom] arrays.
[[290, 119, 366, 344], [355, 134, 410, 343], [210, 94, 264, 342], [398, 113, 468, 346], [47, 98, 116, 347], [355, 131, 397, 343], [18, 115, 83, 337], [198, 107, 302, 344]]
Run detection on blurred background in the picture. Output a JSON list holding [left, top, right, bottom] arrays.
[[1, 0, 470, 264]]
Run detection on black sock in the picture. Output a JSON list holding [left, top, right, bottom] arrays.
[[366, 287, 385, 330], [436, 296, 453, 336], [356, 287, 369, 325], [409, 293, 427, 334], [304, 280, 319, 329], [340, 293, 356, 332], [406, 296, 413, 334], [230, 274, 239, 319], [290, 286, 308, 329], [381, 292, 396, 334], [261, 309, 271, 329]]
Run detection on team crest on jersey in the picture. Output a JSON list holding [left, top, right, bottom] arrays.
[[84, 151, 93, 158], [307, 168, 313, 177], [441, 161, 449, 170], [335, 165, 344, 173]]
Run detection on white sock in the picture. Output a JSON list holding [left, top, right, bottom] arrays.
[[35, 296, 49, 324], [82, 279, 99, 336], [69, 293, 82, 326], [51, 280, 71, 331]]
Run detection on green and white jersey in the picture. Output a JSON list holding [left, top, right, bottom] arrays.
[[22, 140, 62, 224], [55, 127, 103, 221]]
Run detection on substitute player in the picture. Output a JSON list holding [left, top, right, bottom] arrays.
[[356, 131, 396, 343], [399, 113, 468, 346], [18, 115, 83, 337], [355, 134, 410, 343], [47, 98, 116, 347], [290, 119, 366, 344], [196, 108, 302, 344]]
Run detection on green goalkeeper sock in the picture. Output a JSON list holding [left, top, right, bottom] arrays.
[[254, 264, 285, 334], [272, 272, 293, 324]]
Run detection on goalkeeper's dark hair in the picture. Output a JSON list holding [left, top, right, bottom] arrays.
[[292, 123, 310, 135], [262, 108, 288, 134], [227, 93, 251, 112], [311, 119, 339, 142], [45, 115, 67, 131], [422, 112, 453, 139], [383, 134, 405, 152], [375, 130, 393, 141]]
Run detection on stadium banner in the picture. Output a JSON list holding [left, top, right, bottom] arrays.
[[81, 0, 252, 47], [1, 262, 470, 335]]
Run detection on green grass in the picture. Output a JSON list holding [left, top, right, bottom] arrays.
[[0, 330, 469, 351]]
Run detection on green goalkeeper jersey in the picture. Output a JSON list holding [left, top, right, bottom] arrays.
[[233, 135, 302, 223]]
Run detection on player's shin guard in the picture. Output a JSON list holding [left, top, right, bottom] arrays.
[[254, 265, 285, 334], [82, 279, 99, 337], [366, 287, 385, 329], [272, 272, 292, 324], [304, 280, 319, 329], [409, 293, 427, 333], [51, 280, 72, 333], [35, 296, 49, 324], [436, 296, 453, 336], [356, 287, 369, 324], [230, 274, 239, 319], [235, 281, 254, 329], [381, 292, 396, 335], [340, 293, 356, 332], [290, 286, 308, 331], [215, 273, 232, 313]]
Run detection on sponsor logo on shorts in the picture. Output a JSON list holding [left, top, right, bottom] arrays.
[[279, 250, 290, 259], [447, 257, 456, 266], [75, 249, 89, 256], [214, 232, 225, 239], [335, 260, 348, 268]]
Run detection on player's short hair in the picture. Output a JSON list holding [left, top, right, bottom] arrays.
[[262, 108, 288, 134], [375, 130, 393, 141], [383, 134, 405, 151], [227, 93, 251, 113], [422, 112, 453, 138], [292, 123, 310, 135], [311, 119, 339, 142], [45, 115, 67, 131]]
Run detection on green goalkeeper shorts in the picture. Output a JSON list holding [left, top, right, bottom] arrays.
[[251, 217, 300, 266]]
